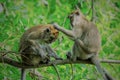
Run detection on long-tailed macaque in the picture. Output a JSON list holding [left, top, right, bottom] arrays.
[[19, 24, 62, 80], [53, 10, 113, 80]]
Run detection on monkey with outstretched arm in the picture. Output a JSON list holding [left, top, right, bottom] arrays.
[[53, 10, 114, 80]]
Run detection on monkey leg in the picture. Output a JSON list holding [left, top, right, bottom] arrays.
[[66, 51, 72, 59], [29, 40, 48, 61], [66, 51, 75, 80], [66, 51, 77, 62], [21, 68, 26, 80]]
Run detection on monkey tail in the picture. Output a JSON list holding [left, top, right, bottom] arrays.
[[52, 64, 61, 80], [103, 69, 114, 80], [21, 68, 26, 80], [91, 56, 109, 80]]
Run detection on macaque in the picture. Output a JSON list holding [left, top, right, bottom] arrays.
[[53, 10, 113, 80], [19, 24, 62, 80]]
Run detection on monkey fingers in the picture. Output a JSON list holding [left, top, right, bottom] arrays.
[[46, 46, 63, 60], [52, 23, 60, 30], [53, 23, 75, 40]]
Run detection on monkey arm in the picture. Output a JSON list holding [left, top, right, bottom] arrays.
[[53, 23, 92, 54], [53, 23, 75, 39], [25, 32, 45, 57], [28, 40, 47, 59], [75, 39, 91, 54], [46, 45, 62, 60]]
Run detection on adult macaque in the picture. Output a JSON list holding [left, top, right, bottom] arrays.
[[53, 10, 113, 80], [19, 24, 62, 80]]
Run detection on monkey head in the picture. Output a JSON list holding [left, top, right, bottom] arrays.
[[68, 9, 87, 27], [42, 25, 59, 44]]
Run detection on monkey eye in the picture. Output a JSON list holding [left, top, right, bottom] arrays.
[[75, 11, 79, 15], [45, 28, 50, 33]]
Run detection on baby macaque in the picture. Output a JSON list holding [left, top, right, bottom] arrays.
[[19, 24, 61, 80]]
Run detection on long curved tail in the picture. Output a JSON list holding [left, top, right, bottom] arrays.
[[91, 56, 114, 80], [103, 69, 114, 80]]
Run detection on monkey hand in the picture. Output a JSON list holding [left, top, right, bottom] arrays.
[[52, 23, 61, 30]]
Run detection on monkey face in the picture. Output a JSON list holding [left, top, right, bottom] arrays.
[[68, 10, 81, 27], [68, 10, 80, 19], [43, 25, 59, 43]]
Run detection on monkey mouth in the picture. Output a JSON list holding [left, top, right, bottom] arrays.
[[49, 38, 56, 43], [68, 17, 74, 27], [70, 19, 74, 27], [45, 37, 56, 43]]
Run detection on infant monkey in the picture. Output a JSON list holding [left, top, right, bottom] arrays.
[[53, 10, 113, 80], [19, 24, 61, 80]]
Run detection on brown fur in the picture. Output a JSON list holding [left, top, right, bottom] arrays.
[[19, 24, 61, 80]]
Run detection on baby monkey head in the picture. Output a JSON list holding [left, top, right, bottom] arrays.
[[42, 25, 59, 43]]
